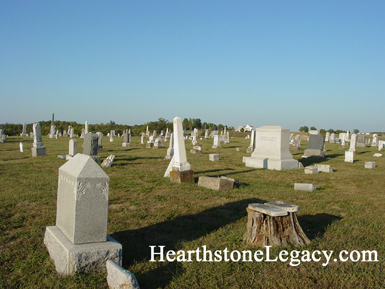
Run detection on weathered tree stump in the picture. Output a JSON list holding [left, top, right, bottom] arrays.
[[245, 201, 311, 247]]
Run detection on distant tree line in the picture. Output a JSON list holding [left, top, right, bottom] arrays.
[[298, 126, 373, 136], [0, 118, 234, 136]]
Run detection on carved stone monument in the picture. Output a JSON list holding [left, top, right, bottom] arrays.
[[44, 154, 122, 275], [243, 126, 300, 170]]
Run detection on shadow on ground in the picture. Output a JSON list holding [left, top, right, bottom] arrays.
[[298, 154, 342, 167], [111, 198, 264, 288], [298, 213, 342, 240]]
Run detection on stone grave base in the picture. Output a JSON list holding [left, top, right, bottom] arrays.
[[146, 143, 154, 148], [198, 176, 234, 191], [302, 149, 325, 158], [243, 156, 299, 170], [44, 226, 122, 276], [122, 143, 130, 147], [170, 170, 194, 183], [31, 146, 46, 157]]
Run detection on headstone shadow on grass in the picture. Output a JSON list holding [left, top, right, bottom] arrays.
[[110, 198, 265, 288], [299, 153, 342, 167], [297, 213, 342, 240]]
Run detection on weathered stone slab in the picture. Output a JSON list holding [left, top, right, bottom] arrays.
[[373, 153, 382, 157], [44, 226, 122, 276], [365, 162, 376, 169], [170, 170, 194, 183], [304, 166, 318, 174], [197, 176, 234, 191], [106, 260, 140, 289], [294, 183, 316, 191], [209, 154, 219, 161], [314, 164, 333, 173], [101, 155, 115, 168], [247, 203, 288, 217], [264, 201, 299, 213], [345, 151, 354, 163]]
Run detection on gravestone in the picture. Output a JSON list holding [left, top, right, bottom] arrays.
[[205, 129, 209, 139], [80, 128, 85, 138], [244, 126, 300, 170], [83, 133, 100, 162], [198, 176, 234, 191], [96, 132, 103, 151], [212, 135, 221, 148], [84, 121, 89, 134], [247, 130, 255, 153], [101, 155, 115, 168], [357, 134, 366, 147], [20, 122, 28, 136], [49, 125, 56, 139], [304, 166, 318, 174], [365, 162, 376, 169], [325, 132, 330, 142], [303, 134, 325, 158], [31, 123, 46, 157], [224, 132, 230, 144], [140, 133, 145, 144], [44, 154, 122, 275], [294, 183, 316, 191], [349, 134, 357, 153], [372, 134, 378, 147], [0, 129, 6, 143], [66, 139, 77, 160], [164, 117, 193, 182], [106, 260, 140, 289], [154, 137, 163, 148], [122, 131, 130, 147], [209, 154, 219, 161], [19, 142, 23, 152], [329, 133, 336, 143], [314, 164, 333, 173], [345, 151, 354, 163], [165, 133, 174, 159]]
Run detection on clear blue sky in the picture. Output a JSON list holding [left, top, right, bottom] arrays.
[[1, 1, 384, 132]]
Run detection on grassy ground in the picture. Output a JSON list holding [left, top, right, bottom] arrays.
[[1, 133, 384, 288]]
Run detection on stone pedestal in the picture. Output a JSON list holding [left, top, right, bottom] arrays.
[[170, 170, 194, 183], [122, 143, 131, 147], [44, 226, 122, 276], [146, 143, 154, 148], [31, 146, 46, 157]]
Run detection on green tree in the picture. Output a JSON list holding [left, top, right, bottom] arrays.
[[299, 126, 309, 132], [310, 126, 317, 130], [354, 129, 360, 134]]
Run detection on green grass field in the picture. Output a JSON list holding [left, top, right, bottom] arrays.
[[1, 133, 384, 288]]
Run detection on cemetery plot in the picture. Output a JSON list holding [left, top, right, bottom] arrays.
[[0, 132, 384, 288]]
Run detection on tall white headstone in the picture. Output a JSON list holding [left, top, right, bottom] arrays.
[[349, 134, 357, 152]]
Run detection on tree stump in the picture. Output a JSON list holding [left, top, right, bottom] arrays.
[[245, 201, 311, 247]]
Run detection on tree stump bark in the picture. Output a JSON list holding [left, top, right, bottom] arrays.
[[245, 202, 311, 247]]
